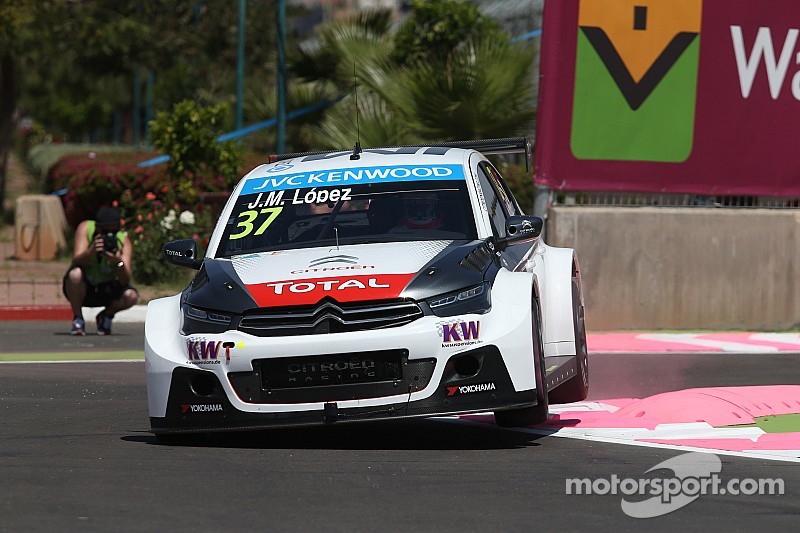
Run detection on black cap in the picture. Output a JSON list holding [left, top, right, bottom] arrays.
[[95, 206, 120, 227]]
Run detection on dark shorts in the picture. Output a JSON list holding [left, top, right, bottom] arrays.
[[62, 268, 138, 308]]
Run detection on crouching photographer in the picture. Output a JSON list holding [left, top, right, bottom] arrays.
[[63, 206, 139, 335]]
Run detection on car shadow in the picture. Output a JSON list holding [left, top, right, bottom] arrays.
[[121, 417, 553, 451]]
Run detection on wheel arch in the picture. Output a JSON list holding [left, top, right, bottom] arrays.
[[145, 294, 185, 418], [533, 245, 581, 357]]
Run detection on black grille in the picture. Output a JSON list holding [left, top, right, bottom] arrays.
[[228, 353, 436, 404], [238, 298, 423, 337], [259, 349, 404, 389]]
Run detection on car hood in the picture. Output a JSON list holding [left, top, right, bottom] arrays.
[[186, 240, 494, 312]]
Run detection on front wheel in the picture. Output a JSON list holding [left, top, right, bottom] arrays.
[[494, 295, 548, 427]]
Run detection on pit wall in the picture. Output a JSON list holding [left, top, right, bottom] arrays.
[[546, 207, 800, 331]]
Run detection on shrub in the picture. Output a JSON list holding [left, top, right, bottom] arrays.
[[150, 100, 242, 188], [121, 190, 214, 285], [28, 143, 137, 184], [47, 151, 165, 227]]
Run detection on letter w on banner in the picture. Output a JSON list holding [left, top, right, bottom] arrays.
[[534, 0, 800, 197]]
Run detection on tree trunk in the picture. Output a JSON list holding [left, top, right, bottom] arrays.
[[0, 54, 16, 218]]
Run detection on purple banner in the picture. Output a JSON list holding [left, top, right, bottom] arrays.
[[535, 0, 800, 196]]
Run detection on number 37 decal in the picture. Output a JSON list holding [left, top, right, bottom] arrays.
[[229, 207, 283, 240]]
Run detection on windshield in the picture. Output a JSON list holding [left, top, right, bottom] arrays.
[[216, 169, 477, 258]]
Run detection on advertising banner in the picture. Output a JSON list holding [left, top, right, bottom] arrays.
[[535, 0, 800, 196]]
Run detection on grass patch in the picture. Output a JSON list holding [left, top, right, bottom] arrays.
[[0, 350, 143, 362], [753, 414, 800, 433], [724, 414, 800, 433]]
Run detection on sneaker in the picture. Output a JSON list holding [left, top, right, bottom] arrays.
[[96, 311, 113, 336], [70, 317, 86, 336]]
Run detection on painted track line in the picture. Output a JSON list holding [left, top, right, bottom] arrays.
[[588, 332, 800, 353], [0, 359, 143, 364], [638, 334, 777, 353], [749, 333, 800, 348]]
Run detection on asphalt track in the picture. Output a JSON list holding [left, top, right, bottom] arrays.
[[1, 322, 799, 531]]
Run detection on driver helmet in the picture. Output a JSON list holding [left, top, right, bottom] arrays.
[[398, 193, 444, 229]]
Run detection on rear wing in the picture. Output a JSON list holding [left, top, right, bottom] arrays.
[[268, 137, 534, 174]]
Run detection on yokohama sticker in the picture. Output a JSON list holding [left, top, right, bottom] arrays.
[[180, 403, 223, 413], [446, 382, 496, 397], [245, 273, 415, 306]]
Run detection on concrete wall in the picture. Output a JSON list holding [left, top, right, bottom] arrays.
[[547, 207, 800, 331]]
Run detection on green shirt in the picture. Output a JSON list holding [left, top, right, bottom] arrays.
[[80, 220, 127, 285]]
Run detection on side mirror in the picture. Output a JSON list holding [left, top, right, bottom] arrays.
[[496, 215, 544, 251], [163, 239, 203, 270]]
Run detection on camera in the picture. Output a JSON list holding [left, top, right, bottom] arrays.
[[102, 232, 118, 253]]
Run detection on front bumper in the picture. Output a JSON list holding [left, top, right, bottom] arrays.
[[145, 282, 537, 434], [150, 345, 537, 433]]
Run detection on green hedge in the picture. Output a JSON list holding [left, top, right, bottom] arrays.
[[27, 143, 137, 183]]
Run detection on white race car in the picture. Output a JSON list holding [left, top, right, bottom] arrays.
[[145, 138, 588, 437]]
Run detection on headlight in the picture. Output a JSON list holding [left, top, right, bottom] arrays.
[[181, 303, 234, 334], [426, 283, 491, 317]]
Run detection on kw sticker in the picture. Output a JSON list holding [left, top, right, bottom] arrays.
[[571, 0, 702, 162], [438, 320, 481, 348]]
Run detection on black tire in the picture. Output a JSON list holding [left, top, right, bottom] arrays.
[[494, 295, 549, 427], [549, 278, 589, 404]]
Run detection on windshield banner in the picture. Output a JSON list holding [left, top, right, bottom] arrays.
[[242, 165, 465, 195], [535, 0, 800, 196]]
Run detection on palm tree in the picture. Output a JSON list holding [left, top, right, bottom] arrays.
[[246, 9, 395, 151], [308, 37, 536, 148], [291, 9, 394, 91], [244, 80, 340, 152], [379, 38, 537, 141], [250, 4, 538, 151], [307, 90, 418, 150]]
